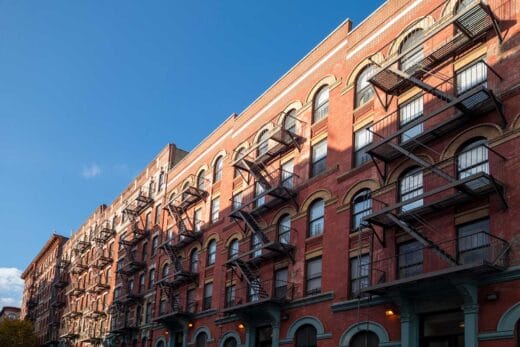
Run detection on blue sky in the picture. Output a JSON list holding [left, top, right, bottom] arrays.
[[0, 0, 382, 307]]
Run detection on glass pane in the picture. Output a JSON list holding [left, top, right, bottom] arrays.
[[457, 61, 487, 95], [400, 97, 424, 142], [400, 169, 423, 212]]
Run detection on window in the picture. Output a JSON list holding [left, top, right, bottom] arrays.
[[194, 208, 203, 232], [399, 97, 423, 142], [142, 242, 148, 261], [313, 86, 329, 123], [145, 301, 152, 323], [228, 239, 239, 259], [457, 138, 489, 183], [213, 156, 224, 183], [457, 60, 487, 95], [187, 288, 196, 313], [182, 182, 190, 201], [161, 263, 169, 278], [225, 285, 236, 307], [203, 283, 213, 310], [257, 129, 270, 157], [207, 240, 217, 266], [274, 267, 288, 299], [305, 257, 322, 295], [211, 197, 220, 223], [148, 269, 155, 289], [350, 331, 379, 347], [232, 191, 243, 211], [278, 214, 291, 244], [308, 199, 325, 237], [354, 125, 373, 166], [295, 324, 317, 347], [145, 212, 151, 230], [283, 109, 297, 133], [154, 204, 162, 225], [151, 236, 159, 256], [158, 172, 165, 192], [350, 255, 369, 296], [127, 278, 134, 294], [255, 182, 265, 207], [159, 296, 167, 315], [139, 273, 145, 292], [458, 218, 490, 264], [190, 249, 199, 272], [234, 148, 246, 178], [352, 190, 372, 231], [311, 139, 327, 177], [281, 161, 295, 190], [399, 29, 424, 72], [355, 65, 376, 107], [398, 241, 423, 278], [197, 169, 207, 191], [196, 332, 208, 347], [399, 167, 423, 212], [223, 337, 238, 347]]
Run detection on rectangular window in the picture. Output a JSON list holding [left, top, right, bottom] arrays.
[[398, 241, 423, 278], [232, 191, 243, 211], [211, 197, 220, 223], [225, 285, 236, 308], [305, 257, 322, 295], [354, 125, 373, 167], [187, 288, 196, 313], [154, 204, 162, 225], [311, 139, 327, 177], [458, 218, 490, 264], [350, 255, 369, 297], [457, 61, 487, 95], [151, 236, 159, 257], [400, 169, 424, 212], [203, 283, 213, 310], [255, 182, 265, 207], [194, 208, 203, 232], [145, 302, 152, 323], [139, 274, 145, 293], [281, 160, 294, 189], [399, 97, 423, 143], [145, 212, 151, 230], [274, 268, 288, 299]]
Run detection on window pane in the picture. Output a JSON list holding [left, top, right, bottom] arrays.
[[398, 241, 423, 278], [313, 87, 329, 122], [458, 219, 490, 263], [278, 215, 291, 244], [400, 169, 423, 212], [400, 30, 424, 72], [399, 97, 423, 142], [457, 61, 487, 95], [457, 140, 489, 180], [281, 160, 294, 188]]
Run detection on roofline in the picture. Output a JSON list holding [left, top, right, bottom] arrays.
[[21, 233, 68, 279]]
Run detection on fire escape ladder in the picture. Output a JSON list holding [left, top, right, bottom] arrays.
[[241, 158, 272, 190], [231, 259, 259, 285], [234, 210, 269, 244], [385, 213, 458, 266]]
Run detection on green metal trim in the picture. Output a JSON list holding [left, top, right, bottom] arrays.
[[218, 330, 243, 347], [280, 315, 331, 344], [480, 266, 520, 285], [283, 291, 334, 309], [478, 331, 514, 340], [339, 321, 390, 346], [331, 295, 389, 312]]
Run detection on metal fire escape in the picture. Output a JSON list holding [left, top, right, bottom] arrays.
[[357, 0, 510, 295]]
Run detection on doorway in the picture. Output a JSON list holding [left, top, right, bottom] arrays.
[[173, 331, 183, 347], [255, 325, 272, 347], [420, 311, 464, 347]]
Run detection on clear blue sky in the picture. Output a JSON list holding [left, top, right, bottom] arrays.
[[0, 0, 382, 306]]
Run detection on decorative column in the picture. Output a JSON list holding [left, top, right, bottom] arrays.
[[271, 321, 280, 347], [399, 297, 419, 347]]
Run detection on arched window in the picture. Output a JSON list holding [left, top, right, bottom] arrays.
[[182, 181, 191, 200], [207, 240, 217, 265], [352, 189, 372, 231], [148, 269, 155, 289], [308, 199, 325, 237], [457, 138, 489, 180], [295, 324, 317, 347], [195, 332, 208, 347], [223, 337, 237, 347], [349, 331, 379, 347], [400, 167, 423, 212], [157, 172, 165, 192], [399, 29, 424, 72], [228, 239, 239, 259], [278, 214, 291, 244], [234, 148, 246, 178], [313, 86, 329, 123], [161, 263, 169, 279], [213, 156, 224, 183], [190, 249, 199, 272], [197, 170, 207, 191], [355, 65, 375, 107], [257, 129, 270, 157], [283, 109, 297, 133], [155, 340, 165, 347]]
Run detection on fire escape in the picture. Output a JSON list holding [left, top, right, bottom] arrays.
[[357, 0, 510, 296], [88, 223, 114, 295], [224, 112, 303, 313], [155, 175, 208, 326]]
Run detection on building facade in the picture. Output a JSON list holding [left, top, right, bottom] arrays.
[[0, 306, 21, 321], [21, 0, 520, 346]]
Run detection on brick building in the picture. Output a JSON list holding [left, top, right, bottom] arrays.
[[0, 306, 21, 321], [21, 0, 520, 346]]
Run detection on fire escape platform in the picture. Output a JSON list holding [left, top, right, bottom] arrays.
[[365, 172, 505, 228], [158, 272, 199, 289], [369, 0, 498, 95], [367, 86, 502, 162], [160, 231, 203, 253]]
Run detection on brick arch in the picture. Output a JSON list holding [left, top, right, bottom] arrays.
[[284, 316, 331, 341], [218, 330, 242, 347], [510, 112, 520, 130], [277, 100, 304, 126], [224, 232, 244, 247], [346, 52, 385, 89], [305, 75, 338, 104], [387, 154, 434, 185], [339, 321, 390, 346], [211, 150, 227, 169], [441, 123, 502, 160], [253, 123, 275, 145], [299, 189, 332, 214], [340, 179, 380, 206], [270, 206, 298, 226], [388, 15, 435, 57], [203, 234, 220, 248], [153, 336, 167, 347], [191, 326, 215, 344], [195, 164, 210, 180], [441, 0, 468, 17]]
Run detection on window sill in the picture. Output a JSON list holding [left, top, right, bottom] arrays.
[[336, 161, 374, 184]]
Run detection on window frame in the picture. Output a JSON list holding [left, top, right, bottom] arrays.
[[311, 139, 327, 177], [207, 239, 217, 266], [308, 199, 325, 237], [354, 125, 373, 167], [305, 257, 322, 296], [351, 189, 372, 231], [355, 65, 376, 108], [312, 86, 329, 123], [213, 156, 224, 183]]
